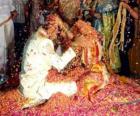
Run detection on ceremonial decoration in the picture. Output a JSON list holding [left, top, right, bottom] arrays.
[[0, 0, 140, 115]]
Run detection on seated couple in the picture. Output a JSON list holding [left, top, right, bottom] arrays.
[[19, 14, 109, 108]]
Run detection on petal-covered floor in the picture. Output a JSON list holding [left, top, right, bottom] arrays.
[[0, 74, 140, 115]]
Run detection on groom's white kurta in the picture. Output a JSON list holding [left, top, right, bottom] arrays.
[[20, 34, 77, 101]]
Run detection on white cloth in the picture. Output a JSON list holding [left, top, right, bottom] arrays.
[[20, 35, 77, 101], [12, 0, 28, 23], [0, 26, 6, 69], [0, 0, 15, 70], [0, 0, 15, 23], [0, 20, 14, 69]]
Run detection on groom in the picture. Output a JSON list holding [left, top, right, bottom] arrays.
[[19, 15, 77, 108]]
